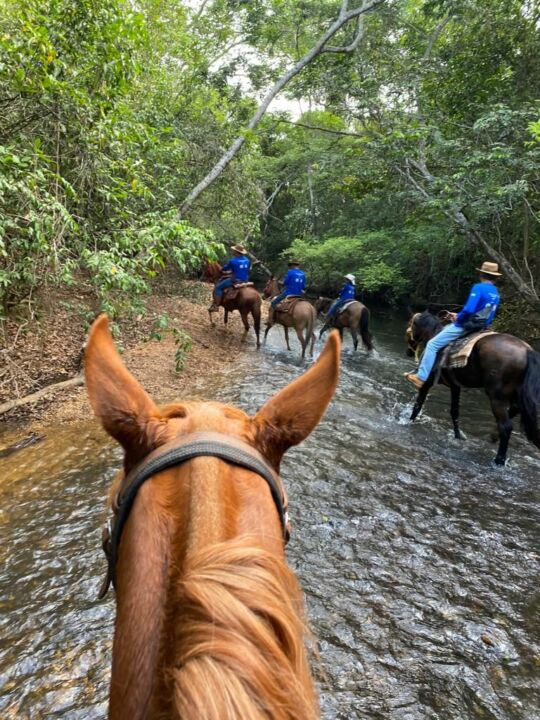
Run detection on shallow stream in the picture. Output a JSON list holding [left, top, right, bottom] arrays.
[[1, 311, 539, 719]]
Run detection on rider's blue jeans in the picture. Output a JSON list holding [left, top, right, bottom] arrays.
[[417, 323, 466, 381], [327, 299, 346, 318], [214, 277, 233, 300], [271, 290, 289, 308]]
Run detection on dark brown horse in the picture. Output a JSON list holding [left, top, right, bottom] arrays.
[[210, 286, 262, 348], [85, 314, 341, 719], [315, 296, 373, 352], [406, 310, 540, 465], [262, 277, 316, 359]]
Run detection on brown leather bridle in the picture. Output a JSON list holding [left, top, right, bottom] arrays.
[[98, 431, 290, 599]]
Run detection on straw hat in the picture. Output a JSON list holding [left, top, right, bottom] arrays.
[[476, 261, 502, 277], [288, 259, 301, 266], [231, 244, 248, 254], [344, 273, 356, 284]]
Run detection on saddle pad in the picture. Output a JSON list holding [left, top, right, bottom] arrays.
[[276, 296, 303, 314], [337, 300, 356, 315], [444, 330, 497, 369]]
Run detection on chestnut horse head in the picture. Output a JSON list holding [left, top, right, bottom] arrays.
[[85, 315, 340, 720], [201, 258, 222, 283]]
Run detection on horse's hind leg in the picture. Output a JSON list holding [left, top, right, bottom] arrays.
[[284, 326, 291, 351], [252, 307, 261, 348], [450, 385, 463, 439], [490, 395, 513, 466], [239, 311, 250, 342], [295, 327, 307, 359], [350, 326, 359, 352]]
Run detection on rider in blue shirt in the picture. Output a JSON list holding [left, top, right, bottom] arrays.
[[211, 244, 251, 309], [404, 261, 502, 389], [271, 260, 306, 308], [327, 274, 356, 318], [268, 260, 306, 323]]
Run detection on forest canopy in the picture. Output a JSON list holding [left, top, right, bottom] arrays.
[[1, 0, 539, 316]]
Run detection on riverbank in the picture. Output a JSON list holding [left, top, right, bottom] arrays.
[[0, 281, 257, 445]]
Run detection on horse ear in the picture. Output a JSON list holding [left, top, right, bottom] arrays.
[[252, 331, 341, 469], [85, 315, 164, 463]]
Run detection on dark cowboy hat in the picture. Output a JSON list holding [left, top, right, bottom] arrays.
[[231, 244, 248, 254], [476, 261, 502, 277]]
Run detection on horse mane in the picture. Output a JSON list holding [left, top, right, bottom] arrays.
[[165, 538, 318, 720], [414, 310, 441, 335]]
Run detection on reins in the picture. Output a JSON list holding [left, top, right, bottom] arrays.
[[98, 431, 290, 599]]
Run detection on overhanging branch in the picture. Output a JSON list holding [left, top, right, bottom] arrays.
[[179, 0, 385, 215]]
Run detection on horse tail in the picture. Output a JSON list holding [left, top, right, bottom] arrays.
[[519, 350, 540, 448], [171, 539, 318, 720], [360, 307, 373, 351]]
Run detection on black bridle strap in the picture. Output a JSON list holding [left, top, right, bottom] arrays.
[[100, 432, 287, 598]]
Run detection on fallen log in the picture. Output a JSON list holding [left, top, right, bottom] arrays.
[[0, 374, 84, 416]]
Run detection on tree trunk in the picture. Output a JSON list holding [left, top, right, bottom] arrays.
[[398, 160, 540, 311]]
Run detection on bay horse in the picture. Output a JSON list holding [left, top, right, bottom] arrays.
[[210, 286, 262, 348], [85, 314, 340, 720], [406, 310, 540, 465], [262, 277, 316, 359], [315, 296, 373, 352]]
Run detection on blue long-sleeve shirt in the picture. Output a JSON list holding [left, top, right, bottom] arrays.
[[455, 282, 500, 328], [222, 255, 251, 282], [283, 268, 306, 294], [338, 282, 356, 301]]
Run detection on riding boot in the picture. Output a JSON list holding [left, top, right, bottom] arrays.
[[208, 294, 221, 313]]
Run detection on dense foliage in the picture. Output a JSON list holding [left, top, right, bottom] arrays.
[[1, 0, 539, 317], [251, 1, 540, 306]]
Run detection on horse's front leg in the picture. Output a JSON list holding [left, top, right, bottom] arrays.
[[224, 309, 229, 327], [410, 379, 433, 422], [490, 396, 513, 466], [450, 384, 463, 439]]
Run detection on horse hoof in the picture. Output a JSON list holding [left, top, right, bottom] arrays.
[[493, 457, 506, 467]]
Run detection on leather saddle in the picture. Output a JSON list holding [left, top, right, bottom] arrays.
[[275, 295, 303, 314], [223, 282, 254, 301], [337, 300, 356, 315]]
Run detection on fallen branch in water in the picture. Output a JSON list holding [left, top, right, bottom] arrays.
[[0, 374, 84, 416]]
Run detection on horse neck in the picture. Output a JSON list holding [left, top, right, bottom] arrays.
[[110, 458, 317, 720], [266, 277, 279, 297]]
